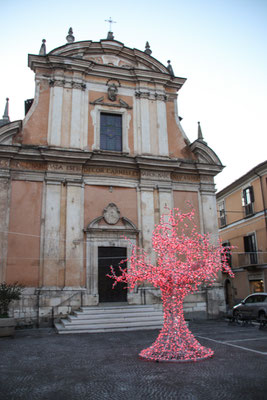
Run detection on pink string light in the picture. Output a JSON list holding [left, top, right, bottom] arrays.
[[108, 208, 234, 362]]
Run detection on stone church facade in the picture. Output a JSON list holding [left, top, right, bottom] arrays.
[[0, 29, 225, 325]]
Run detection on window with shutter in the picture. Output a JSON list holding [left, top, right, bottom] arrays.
[[244, 233, 258, 264], [218, 202, 226, 227], [242, 186, 254, 216]]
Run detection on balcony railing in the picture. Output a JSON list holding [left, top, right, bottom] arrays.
[[237, 252, 266, 267], [243, 203, 253, 217]]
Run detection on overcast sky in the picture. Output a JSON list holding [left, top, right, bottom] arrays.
[[1, 0, 266, 191]]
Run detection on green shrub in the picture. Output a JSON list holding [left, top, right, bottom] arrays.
[[0, 282, 24, 318]]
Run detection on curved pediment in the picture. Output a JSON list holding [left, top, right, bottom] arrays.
[[190, 139, 223, 166], [85, 203, 138, 232], [48, 40, 170, 74], [0, 120, 22, 144]]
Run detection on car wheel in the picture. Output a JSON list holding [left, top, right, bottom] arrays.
[[234, 311, 243, 325], [258, 312, 266, 329]]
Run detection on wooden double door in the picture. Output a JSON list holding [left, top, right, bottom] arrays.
[[98, 247, 127, 303]]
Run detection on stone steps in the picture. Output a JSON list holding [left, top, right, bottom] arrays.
[[55, 304, 164, 334]]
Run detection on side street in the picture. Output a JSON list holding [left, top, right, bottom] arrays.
[[1, 320, 267, 400]]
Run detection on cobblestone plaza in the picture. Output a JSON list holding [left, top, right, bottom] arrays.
[[1, 321, 267, 400]]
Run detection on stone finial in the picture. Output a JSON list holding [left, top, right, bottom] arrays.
[[39, 39, 46, 55], [66, 27, 75, 43], [144, 41, 152, 55], [197, 122, 207, 144], [167, 60, 174, 76], [107, 31, 114, 40], [0, 98, 10, 127], [3, 98, 9, 119]]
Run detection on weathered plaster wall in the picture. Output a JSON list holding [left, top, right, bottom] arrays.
[[84, 185, 138, 227], [21, 80, 50, 145], [173, 190, 201, 229], [6, 180, 42, 286], [166, 101, 192, 159]]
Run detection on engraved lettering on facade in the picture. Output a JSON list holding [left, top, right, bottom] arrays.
[[141, 170, 171, 180], [83, 166, 139, 178], [48, 163, 82, 173], [172, 173, 200, 182], [10, 160, 45, 170]]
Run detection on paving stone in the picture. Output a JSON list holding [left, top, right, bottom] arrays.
[[0, 321, 266, 400]]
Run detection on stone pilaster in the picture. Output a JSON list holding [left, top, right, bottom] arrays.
[[140, 97, 151, 154], [48, 85, 63, 146], [139, 186, 155, 262], [156, 100, 169, 157], [0, 177, 10, 282], [65, 181, 84, 287], [42, 181, 61, 286], [70, 87, 88, 148], [199, 181, 219, 241]]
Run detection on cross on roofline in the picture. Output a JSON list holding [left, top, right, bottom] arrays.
[[105, 17, 116, 31]]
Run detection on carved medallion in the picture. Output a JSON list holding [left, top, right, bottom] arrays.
[[103, 203, 120, 225]]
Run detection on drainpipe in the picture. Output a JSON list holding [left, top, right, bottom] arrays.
[[36, 289, 40, 328]]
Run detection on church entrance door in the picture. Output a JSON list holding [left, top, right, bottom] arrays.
[[98, 247, 127, 303]]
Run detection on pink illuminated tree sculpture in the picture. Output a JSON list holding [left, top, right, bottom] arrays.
[[109, 208, 233, 362]]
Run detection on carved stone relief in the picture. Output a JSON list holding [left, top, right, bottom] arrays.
[[107, 83, 118, 101], [103, 203, 120, 225]]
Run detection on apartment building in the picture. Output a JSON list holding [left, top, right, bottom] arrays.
[[217, 161, 267, 307]]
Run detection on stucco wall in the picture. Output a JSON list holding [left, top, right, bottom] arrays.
[[6, 180, 42, 286]]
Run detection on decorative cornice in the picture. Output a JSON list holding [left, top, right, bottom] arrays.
[[167, 93, 178, 101], [154, 93, 167, 101], [135, 91, 150, 99], [135, 91, 167, 101], [49, 79, 86, 91]]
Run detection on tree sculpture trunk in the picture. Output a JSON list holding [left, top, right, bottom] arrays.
[[109, 208, 234, 362], [139, 289, 214, 362]]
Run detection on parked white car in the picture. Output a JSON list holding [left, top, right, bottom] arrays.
[[232, 293, 267, 323]]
